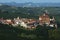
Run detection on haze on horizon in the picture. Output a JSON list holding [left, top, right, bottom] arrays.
[[0, 0, 60, 3]]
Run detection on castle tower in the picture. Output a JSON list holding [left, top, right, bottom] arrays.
[[17, 17, 20, 20], [50, 16, 55, 22]]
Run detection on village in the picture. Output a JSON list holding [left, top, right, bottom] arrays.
[[0, 11, 57, 29]]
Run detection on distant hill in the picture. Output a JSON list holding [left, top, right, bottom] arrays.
[[0, 2, 60, 7]]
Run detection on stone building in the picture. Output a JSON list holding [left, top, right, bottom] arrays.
[[39, 12, 57, 28], [39, 13, 50, 26]]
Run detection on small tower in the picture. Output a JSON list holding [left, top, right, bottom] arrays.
[[17, 17, 20, 20], [50, 16, 55, 22], [52, 16, 55, 21]]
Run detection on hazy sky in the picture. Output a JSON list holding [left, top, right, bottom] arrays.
[[0, 0, 60, 3]]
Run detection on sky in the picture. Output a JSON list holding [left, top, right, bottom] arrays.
[[0, 0, 60, 3]]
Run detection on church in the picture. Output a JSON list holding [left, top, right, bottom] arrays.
[[39, 11, 57, 29]]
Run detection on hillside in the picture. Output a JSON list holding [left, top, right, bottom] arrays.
[[0, 5, 60, 21], [0, 5, 60, 40], [0, 22, 60, 40]]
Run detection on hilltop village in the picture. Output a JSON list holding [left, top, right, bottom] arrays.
[[0, 12, 57, 29]]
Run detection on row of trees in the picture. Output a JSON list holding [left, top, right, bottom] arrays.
[[0, 23, 60, 40]]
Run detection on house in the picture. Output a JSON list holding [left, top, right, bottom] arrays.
[[12, 17, 22, 26], [3, 19, 13, 25], [49, 16, 57, 29], [20, 21, 28, 28]]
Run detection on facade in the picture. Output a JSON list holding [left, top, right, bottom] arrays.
[[39, 13, 50, 25], [39, 13, 57, 29]]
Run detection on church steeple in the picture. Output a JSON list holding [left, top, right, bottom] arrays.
[[43, 10, 49, 15], [42, 10, 49, 17]]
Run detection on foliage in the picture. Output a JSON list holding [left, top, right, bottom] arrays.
[[0, 23, 60, 40]]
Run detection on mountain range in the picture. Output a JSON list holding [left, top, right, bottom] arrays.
[[0, 2, 60, 7]]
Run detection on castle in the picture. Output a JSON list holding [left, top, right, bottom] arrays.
[[39, 12, 57, 28], [0, 11, 57, 29]]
